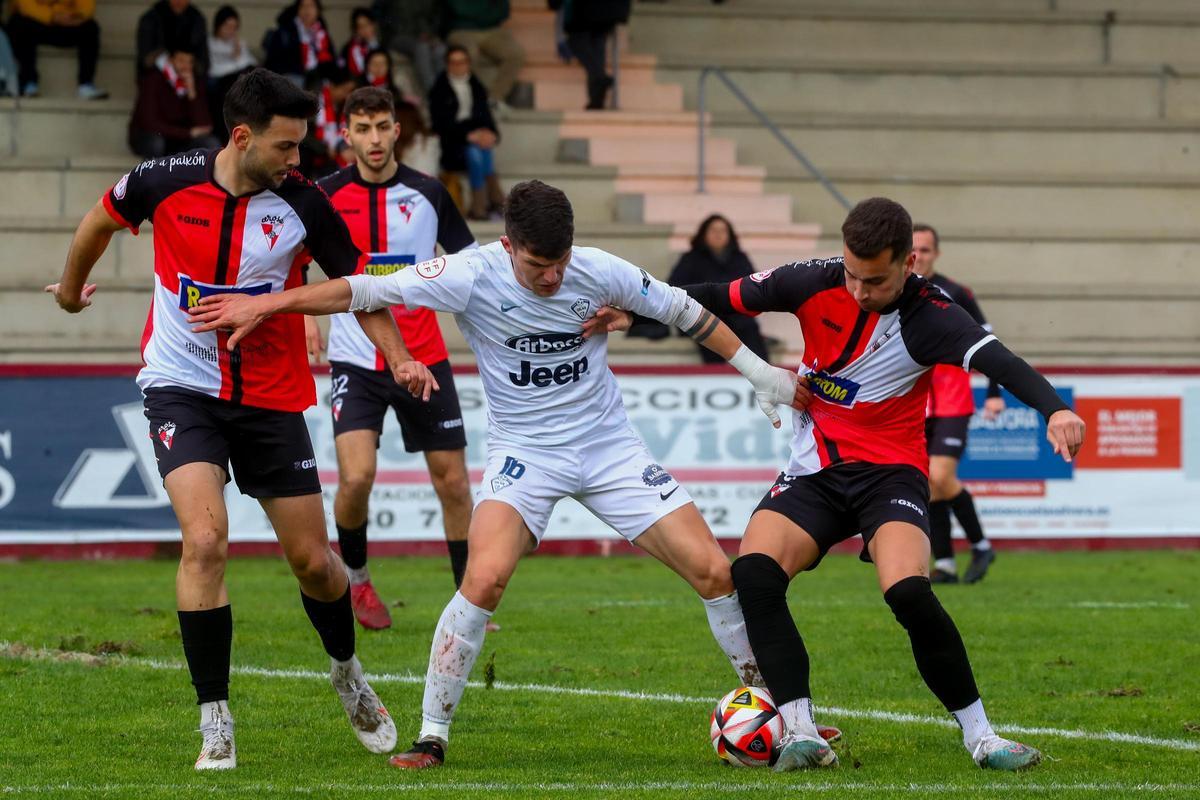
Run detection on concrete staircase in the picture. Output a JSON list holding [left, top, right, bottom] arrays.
[[3, 0, 1200, 363]]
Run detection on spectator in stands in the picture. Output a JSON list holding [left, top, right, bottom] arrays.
[[263, 0, 337, 86], [341, 7, 378, 79], [7, 0, 108, 98], [429, 44, 503, 219], [668, 215, 768, 363], [445, 0, 525, 110], [362, 47, 402, 102], [371, 0, 443, 93], [300, 66, 355, 178], [207, 5, 256, 143], [0, 23, 19, 96], [137, 0, 209, 79], [129, 45, 218, 157], [549, 0, 630, 110], [394, 97, 438, 175]]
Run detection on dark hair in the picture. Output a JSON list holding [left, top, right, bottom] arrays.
[[504, 180, 574, 258], [212, 4, 238, 35], [224, 68, 319, 133], [841, 197, 913, 263], [690, 214, 740, 254], [913, 222, 939, 250], [350, 6, 374, 27], [168, 43, 199, 57], [343, 85, 394, 120], [393, 98, 428, 154], [365, 47, 395, 78], [290, 0, 323, 17], [446, 44, 470, 63]]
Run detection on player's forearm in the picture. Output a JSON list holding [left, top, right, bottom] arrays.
[[682, 309, 742, 361], [355, 309, 413, 368], [265, 277, 354, 316], [60, 204, 117, 293], [969, 340, 1068, 420]]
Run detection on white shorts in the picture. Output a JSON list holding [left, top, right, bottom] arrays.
[[476, 428, 693, 543]]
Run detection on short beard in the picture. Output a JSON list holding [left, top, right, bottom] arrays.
[[243, 149, 283, 190]]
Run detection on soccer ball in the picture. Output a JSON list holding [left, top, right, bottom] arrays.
[[709, 685, 784, 767]]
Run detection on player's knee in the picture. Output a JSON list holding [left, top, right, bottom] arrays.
[[730, 553, 789, 612], [692, 557, 734, 599], [929, 474, 957, 501], [286, 544, 336, 585], [338, 470, 376, 501], [883, 575, 945, 632], [180, 535, 227, 578], [460, 565, 508, 608], [430, 462, 470, 504]]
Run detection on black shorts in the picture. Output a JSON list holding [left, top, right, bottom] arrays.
[[754, 462, 931, 568], [925, 414, 971, 460], [143, 388, 321, 498], [329, 359, 467, 453]]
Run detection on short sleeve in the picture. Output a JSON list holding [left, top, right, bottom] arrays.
[[902, 288, 996, 368], [604, 252, 678, 321], [102, 163, 156, 234], [433, 184, 477, 254], [301, 188, 366, 279]]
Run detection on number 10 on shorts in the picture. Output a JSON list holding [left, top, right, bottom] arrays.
[[490, 456, 526, 493]]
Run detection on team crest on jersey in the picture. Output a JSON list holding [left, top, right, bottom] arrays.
[[416, 256, 446, 279], [260, 214, 285, 250], [113, 173, 130, 200], [749, 268, 777, 283], [571, 298, 591, 320], [156, 422, 176, 450], [490, 475, 512, 493], [641, 464, 672, 487], [770, 481, 790, 498], [332, 397, 343, 421], [397, 200, 413, 223]]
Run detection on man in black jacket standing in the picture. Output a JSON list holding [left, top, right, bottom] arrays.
[[550, 0, 631, 109]]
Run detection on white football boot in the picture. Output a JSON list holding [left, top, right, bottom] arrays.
[[195, 702, 236, 770], [331, 656, 398, 753]]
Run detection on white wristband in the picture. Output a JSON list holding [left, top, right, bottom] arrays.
[[729, 344, 771, 382]]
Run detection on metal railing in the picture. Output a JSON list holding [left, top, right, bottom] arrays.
[[697, 66, 851, 211]]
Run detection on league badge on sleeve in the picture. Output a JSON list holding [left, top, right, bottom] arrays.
[[416, 256, 446, 279]]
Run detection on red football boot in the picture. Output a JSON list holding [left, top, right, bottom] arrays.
[[350, 581, 392, 630], [389, 739, 445, 769]]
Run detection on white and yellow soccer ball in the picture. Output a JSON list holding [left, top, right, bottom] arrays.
[[709, 685, 784, 767]]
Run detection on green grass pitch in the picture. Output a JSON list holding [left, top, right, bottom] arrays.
[[1, 550, 1198, 799]]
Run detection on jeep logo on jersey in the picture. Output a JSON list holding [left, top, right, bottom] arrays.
[[260, 214, 285, 250], [416, 256, 446, 279], [509, 356, 588, 387], [504, 331, 585, 354], [364, 253, 415, 276], [641, 464, 672, 487], [177, 275, 272, 310], [806, 371, 861, 406]]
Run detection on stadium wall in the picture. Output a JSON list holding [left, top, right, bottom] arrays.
[[2, 364, 1198, 558]]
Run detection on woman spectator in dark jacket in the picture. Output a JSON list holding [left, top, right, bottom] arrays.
[[668, 214, 769, 363], [262, 0, 337, 85], [428, 44, 502, 219]]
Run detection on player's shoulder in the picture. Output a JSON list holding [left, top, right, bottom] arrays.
[[900, 275, 969, 324], [394, 163, 444, 195], [746, 256, 844, 290], [931, 271, 972, 302], [315, 165, 357, 197], [273, 168, 341, 219], [123, 148, 212, 190]]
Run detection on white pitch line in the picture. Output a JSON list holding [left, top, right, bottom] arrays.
[[1070, 601, 1190, 610], [3, 781, 1200, 795], [6, 643, 1197, 755]]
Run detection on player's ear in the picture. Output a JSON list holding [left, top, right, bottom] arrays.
[[500, 235, 512, 255], [229, 124, 252, 152]]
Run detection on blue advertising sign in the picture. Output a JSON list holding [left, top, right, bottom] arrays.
[[958, 387, 1074, 480]]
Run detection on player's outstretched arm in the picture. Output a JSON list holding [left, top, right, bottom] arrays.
[[45, 199, 125, 313], [188, 278, 355, 348], [969, 341, 1086, 462]]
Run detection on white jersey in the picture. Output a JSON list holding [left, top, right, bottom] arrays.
[[347, 241, 682, 446]]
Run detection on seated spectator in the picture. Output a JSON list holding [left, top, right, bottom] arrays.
[[207, 5, 256, 143], [137, 0, 208, 79], [362, 47, 401, 101], [371, 0, 443, 93], [7, 0, 107, 98], [429, 45, 502, 219], [129, 46, 219, 158], [263, 0, 337, 86], [341, 7, 378, 79], [550, 0, 630, 110], [667, 214, 769, 363], [394, 97, 438, 176], [445, 0, 524, 109], [299, 67, 355, 179]]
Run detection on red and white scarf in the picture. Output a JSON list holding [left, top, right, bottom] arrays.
[[346, 37, 375, 76], [296, 18, 333, 72], [155, 52, 188, 97]]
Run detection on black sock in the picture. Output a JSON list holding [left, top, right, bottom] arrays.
[[301, 586, 355, 662], [884, 576, 979, 711], [447, 539, 468, 588], [949, 489, 986, 546], [178, 605, 233, 704], [336, 521, 368, 570], [929, 501, 954, 561], [731, 553, 811, 705]]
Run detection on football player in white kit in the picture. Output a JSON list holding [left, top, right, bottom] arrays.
[[188, 180, 814, 769]]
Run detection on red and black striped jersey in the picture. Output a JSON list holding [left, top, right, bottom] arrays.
[[719, 257, 999, 476], [103, 149, 366, 412], [926, 271, 999, 419], [317, 164, 476, 369]]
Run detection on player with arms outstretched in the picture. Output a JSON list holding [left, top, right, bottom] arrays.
[[45, 69, 435, 770], [188, 180, 815, 769], [682, 198, 1085, 773]]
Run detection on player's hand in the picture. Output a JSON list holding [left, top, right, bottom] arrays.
[[792, 374, 813, 412], [303, 315, 324, 363], [1046, 409, 1086, 462], [391, 359, 439, 401], [982, 396, 1006, 420], [581, 305, 632, 338], [187, 293, 269, 350], [752, 366, 800, 429], [45, 282, 97, 313]]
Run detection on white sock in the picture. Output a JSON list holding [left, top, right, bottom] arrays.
[[934, 558, 957, 574], [973, 540, 993, 552], [702, 591, 762, 687], [419, 591, 491, 744], [952, 698, 996, 754], [199, 699, 230, 724], [347, 565, 370, 585], [778, 697, 820, 739]]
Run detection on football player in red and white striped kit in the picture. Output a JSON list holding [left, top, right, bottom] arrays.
[[46, 69, 436, 771], [682, 198, 1085, 773]]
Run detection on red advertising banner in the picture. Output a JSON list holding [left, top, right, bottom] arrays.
[[1074, 397, 1181, 469]]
